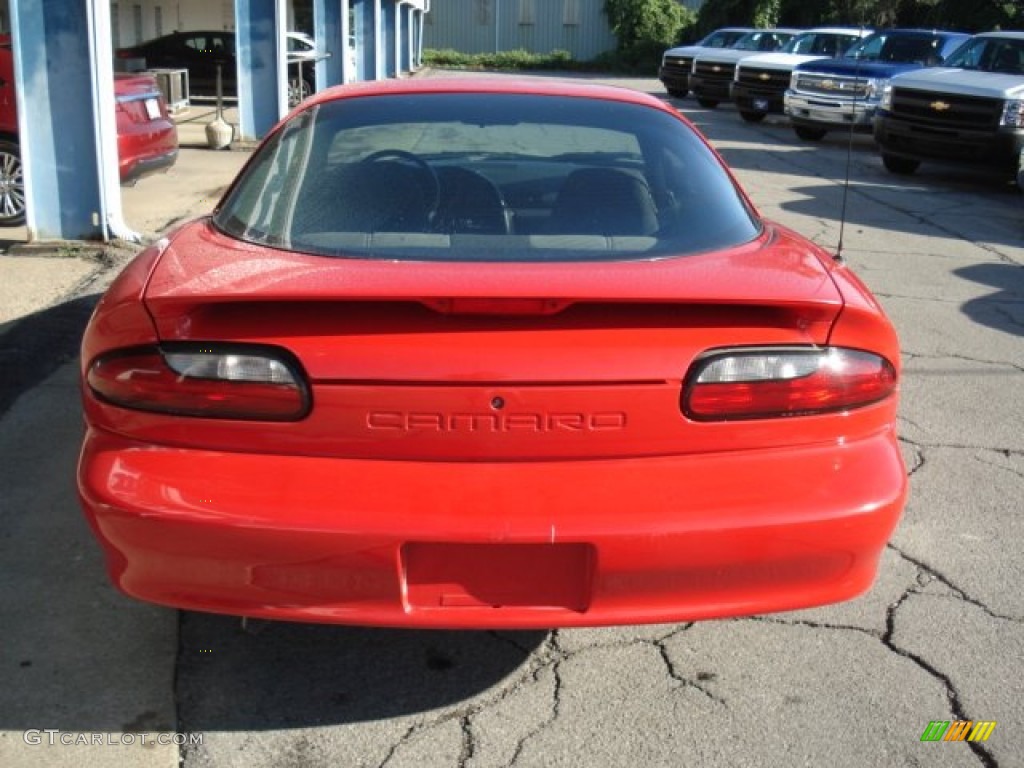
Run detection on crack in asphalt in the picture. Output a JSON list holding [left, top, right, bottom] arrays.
[[375, 631, 563, 768], [506, 632, 564, 768], [458, 715, 476, 768], [654, 636, 727, 707], [888, 545, 1023, 626], [898, 436, 926, 477], [901, 352, 1024, 374], [881, 591, 1000, 768], [743, 563, 1003, 768], [972, 452, 1024, 482], [737, 529, 1024, 768]]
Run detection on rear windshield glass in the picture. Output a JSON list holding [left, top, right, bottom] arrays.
[[214, 92, 760, 263]]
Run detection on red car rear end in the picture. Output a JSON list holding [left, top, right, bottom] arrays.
[[77, 80, 906, 628], [113, 72, 178, 184]]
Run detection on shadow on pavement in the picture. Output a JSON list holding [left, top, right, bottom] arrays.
[[955, 263, 1024, 338], [177, 614, 546, 731], [0, 293, 97, 419]]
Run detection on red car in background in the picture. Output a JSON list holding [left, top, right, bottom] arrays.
[[77, 78, 906, 629], [0, 36, 178, 226]]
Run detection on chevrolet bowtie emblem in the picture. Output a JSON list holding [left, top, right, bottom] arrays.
[[712, 65, 722, 72], [758, 72, 771, 81], [821, 79, 836, 89], [931, 100, 951, 111]]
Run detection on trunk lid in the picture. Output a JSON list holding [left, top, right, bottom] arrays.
[[139, 219, 846, 460]]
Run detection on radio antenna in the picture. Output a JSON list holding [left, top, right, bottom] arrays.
[[835, 28, 866, 263]]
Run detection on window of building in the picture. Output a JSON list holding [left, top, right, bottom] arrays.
[[110, 3, 120, 48], [518, 0, 534, 26], [563, 0, 580, 26], [132, 4, 142, 44]]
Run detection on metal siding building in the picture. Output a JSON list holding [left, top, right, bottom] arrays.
[[423, 0, 618, 61]]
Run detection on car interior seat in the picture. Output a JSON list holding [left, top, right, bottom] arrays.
[[547, 168, 660, 237]]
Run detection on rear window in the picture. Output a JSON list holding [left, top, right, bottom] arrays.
[[215, 92, 760, 262]]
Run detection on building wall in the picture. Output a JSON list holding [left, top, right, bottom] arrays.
[[110, 1, 238, 48], [423, 0, 618, 61]]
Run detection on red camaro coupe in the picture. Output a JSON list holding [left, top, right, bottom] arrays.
[[77, 78, 906, 628]]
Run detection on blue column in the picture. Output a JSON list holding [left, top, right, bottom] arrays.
[[402, 5, 414, 72], [414, 9, 424, 68], [236, 0, 286, 141], [352, 0, 381, 81], [383, 1, 397, 78], [10, 0, 111, 240], [314, 0, 344, 90]]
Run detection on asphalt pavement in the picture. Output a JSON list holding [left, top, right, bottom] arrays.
[[1, 77, 1022, 768]]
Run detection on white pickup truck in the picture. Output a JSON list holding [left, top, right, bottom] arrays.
[[873, 31, 1024, 178], [731, 27, 871, 123]]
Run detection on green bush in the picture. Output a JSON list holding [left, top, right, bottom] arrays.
[[423, 48, 577, 71]]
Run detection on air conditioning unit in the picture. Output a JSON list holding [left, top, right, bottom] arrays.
[[148, 68, 190, 115]]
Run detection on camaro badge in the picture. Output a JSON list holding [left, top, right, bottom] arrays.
[[931, 100, 951, 111]]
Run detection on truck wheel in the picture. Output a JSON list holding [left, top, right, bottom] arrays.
[[0, 139, 26, 227], [739, 110, 766, 123], [697, 98, 719, 109], [794, 125, 826, 141], [667, 88, 688, 99], [882, 154, 920, 175]]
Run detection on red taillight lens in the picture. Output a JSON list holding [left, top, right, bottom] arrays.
[[87, 344, 310, 421], [684, 347, 897, 421]]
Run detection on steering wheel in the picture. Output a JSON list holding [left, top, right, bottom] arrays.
[[360, 149, 441, 221]]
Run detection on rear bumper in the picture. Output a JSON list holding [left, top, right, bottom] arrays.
[[78, 427, 906, 628], [120, 147, 178, 185], [117, 119, 178, 185]]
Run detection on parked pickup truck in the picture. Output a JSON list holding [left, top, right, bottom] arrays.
[[874, 31, 1024, 178], [690, 29, 801, 109], [785, 29, 970, 141], [732, 27, 871, 123], [659, 27, 754, 99]]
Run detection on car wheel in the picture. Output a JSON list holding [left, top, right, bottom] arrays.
[[739, 110, 766, 124], [697, 98, 719, 109], [793, 125, 827, 141], [667, 88, 688, 99], [288, 78, 313, 108], [0, 140, 25, 227], [881, 153, 920, 176]]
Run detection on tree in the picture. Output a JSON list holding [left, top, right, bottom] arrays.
[[604, 0, 693, 51]]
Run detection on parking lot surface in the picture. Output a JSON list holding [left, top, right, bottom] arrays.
[[0, 74, 1021, 768]]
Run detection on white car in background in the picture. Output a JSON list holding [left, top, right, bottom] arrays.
[[659, 27, 756, 98], [731, 27, 872, 122], [689, 29, 803, 109]]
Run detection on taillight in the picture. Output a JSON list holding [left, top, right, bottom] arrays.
[[86, 344, 310, 420], [683, 347, 896, 421]]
